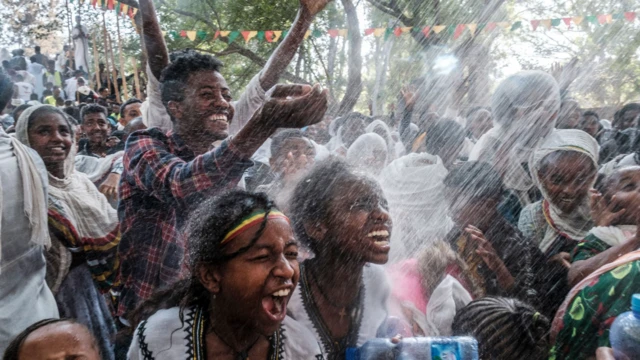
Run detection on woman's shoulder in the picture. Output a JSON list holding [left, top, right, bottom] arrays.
[[281, 316, 324, 359], [364, 264, 391, 299], [129, 307, 191, 360]]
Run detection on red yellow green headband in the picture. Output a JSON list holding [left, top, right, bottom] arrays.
[[221, 210, 290, 245]]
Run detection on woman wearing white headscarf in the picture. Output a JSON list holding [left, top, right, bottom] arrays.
[[470, 71, 561, 211], [15, 105, 119, 360], [518, 129, 599, 258], [366, 119, 397, 161], [347, 133, 388, 177]]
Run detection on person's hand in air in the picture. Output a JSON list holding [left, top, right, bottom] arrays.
[[465, 225, 516, 290], [260, 84, 328, 130]]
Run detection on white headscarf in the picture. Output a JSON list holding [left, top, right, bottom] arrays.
[[530, 129, 599, 252], [347, 133, 388, 177], [366, 119, 396, 161], [378, 152, 454, 262]]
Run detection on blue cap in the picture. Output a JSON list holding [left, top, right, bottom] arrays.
[[632, 294, 640, 313]]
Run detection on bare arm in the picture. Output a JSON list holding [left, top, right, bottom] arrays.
[[259, 0, 331, 90], [568, 237, 640, 287], [138, 0, 168, 80]]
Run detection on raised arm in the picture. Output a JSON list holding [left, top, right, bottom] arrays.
[[138, 0, 168, 80]]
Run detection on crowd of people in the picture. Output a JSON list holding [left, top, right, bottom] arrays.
[[1, 1, 639, 360]]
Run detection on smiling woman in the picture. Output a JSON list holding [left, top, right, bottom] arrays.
[[126, 190, 323, 360]]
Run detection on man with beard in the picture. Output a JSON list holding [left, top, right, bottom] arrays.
[[115, 51, 328, 327]]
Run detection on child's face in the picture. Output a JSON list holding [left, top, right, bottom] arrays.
[[447, 191, 498, 230], [604, 167, 640, 224]]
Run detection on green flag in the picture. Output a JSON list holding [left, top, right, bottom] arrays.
[[510, 21, 522, 31]]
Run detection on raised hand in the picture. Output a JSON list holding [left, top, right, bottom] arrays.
[[300, 0, 332, 17], [465, 225, 515, 290], [260, 84, 328, 130], [590, 189, 626, 227]]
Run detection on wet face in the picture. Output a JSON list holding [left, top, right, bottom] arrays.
[[320, 178, 392, 264], [81, 112, 110, 146], [447, 191, 499, 231], [27, 112, 72, 171], [210, 217, 299, 336], [557, 101, 581, 129], [342, 118, 366, 148], [170, 70, 235, 142], [121, 102, 141, 126], [579, 115, 600, 137], [603, 167, 640, 224], [18, 322, 101, 360], [467, 109, 493, 139], [538, 151, 596, 213], [615, 109, 640, 131], [512, 100, 558, 148], [270, 137, 316, 174]]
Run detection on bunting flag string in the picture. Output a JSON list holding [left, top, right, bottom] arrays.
[[75, 0, 638, 45]]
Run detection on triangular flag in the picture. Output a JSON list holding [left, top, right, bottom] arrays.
[[107, 0, 114, 10], [257, 31, 265, 41], [169, 30, 178, 39], [180, 30, 187, 37], [213, 30, 220, 40], [121, 4, 128, 15], [282, 30, 289, 39], [467, 24, 477, 36], [453, 24, 465, 39], [393, 27, 402, 37], [220, 31, 231, 37], [338, 29, 348, 37], [573, 16, 583, 25], [625, 12, 636, 22], [485, 22, 496, 32], [562, 17, 572, 26], [612, 13, 624, 20], [131, 8, 138, 17], [597, 14, 607, 24], [197, 30, 207, 40], [433, 25, 446, 34], [304, 30, 311, 39], [364, 28, 375, 36], [531, 20, 540, 31], [401, 27, 412, 33], [551, 18, 561, 27], [312, 29, 322, 38], [127, 7, 133, 18], [116, 1, 121, 14], [327, 29, 339, 38], [264, 30, 274, 42], [606, 14, 613, 23], [497, 22, 510, 29], [96, 0, 102, 7], [186, 31, 196, 41], [373, 28, 385, 37], [446, 25, 456, 35], [242, 30, 258, 43], [422, 26, 431, 37], [91, 0, 97, 8], [510, 21, 522, 31], [272, 31, 282, 42], [477, 23, 486, 32], [384, 28, 393, 40], [586, 15, 597, 24], [541, 19, 552, 29], [228, 31, 240, 43], [161, 31, 166, 37]]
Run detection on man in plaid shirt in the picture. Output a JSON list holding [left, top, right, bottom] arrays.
[[115, 50, 328, 321]]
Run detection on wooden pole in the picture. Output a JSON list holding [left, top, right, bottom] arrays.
[[116, 14, 129, 100], [91, 32, 101, 91], [107, 31, 121, 103], [101, 13, 113, 99], [130, 57, 142, 99]]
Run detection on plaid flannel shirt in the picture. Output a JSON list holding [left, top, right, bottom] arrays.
[[116, 128, 252, 318]]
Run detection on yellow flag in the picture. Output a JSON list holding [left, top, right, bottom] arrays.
[[605, 14, 613, 23], [338, 29, 348, 37], [273, 31, 283, 42], [373, 28, 385, 37], [572, 16, 583, 25], [497, 22, 510, 29], [187, 31, 197, 41], [131, 8, 138, 17], [304, 30, 311, 39], [467, 23, 477, 36], [220, 31, 231, 37], [401, 27, 412, 33], [122, 4, 128, 14], [541, 19, 552, 29], [433, 25, 446, 34], [247, 30, 258, 42], [161, 31, 166, 37]]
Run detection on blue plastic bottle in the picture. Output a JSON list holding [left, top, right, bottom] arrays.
[[610, 294, 640, 360], [345, 337, 479, 360]]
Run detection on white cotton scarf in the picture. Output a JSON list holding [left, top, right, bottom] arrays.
[[588, 225, 637, 247], [530, 129, 599, 253]]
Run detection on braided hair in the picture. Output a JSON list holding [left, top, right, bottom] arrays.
[[3, 319, 98, 360], [127, 190, 276, 330], [452, 297, 550, 360]]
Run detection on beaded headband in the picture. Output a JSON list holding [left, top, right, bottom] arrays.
[[220, 209, 290, 245]]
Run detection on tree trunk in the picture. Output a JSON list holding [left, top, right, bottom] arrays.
[[336, 0, 363, 116]]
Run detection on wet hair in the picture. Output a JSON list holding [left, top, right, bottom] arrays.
[[424, 119, 465, 156], [34, 46, 41, 53], [62, 106, 81, 124], [11, 104, 31, 120], [29, 56, 37, 63], [80, 103, 108, 123], [128, 191, 277, 329], [98, 86, 108, 93], [443, 161, 504, 201], [466, 106, 491, 119], [595, 166, 640, 202], [289, 157, 376, 252], [28, 106, 76, 131], [270, 129, 308, 158], [582, 110, 599, 120], [119, 97, 142, 118], [614, 103, 640, 125], [452, 297, 550, 360], [2, 318, 99, 360], [29, 93, 38, 101], [160, 51, 223, 108]]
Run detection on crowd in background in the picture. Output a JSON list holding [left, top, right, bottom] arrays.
[[1, 0, 640, 360]]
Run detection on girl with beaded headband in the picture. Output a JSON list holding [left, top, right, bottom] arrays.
[[126, 190, 323, 360], [288, 158, 393, 360]]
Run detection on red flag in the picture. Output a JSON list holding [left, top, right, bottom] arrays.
[[597, 14, 607, 24], [91, 0, 97, 8], [422, 26, 431, 37], [562, 18, 571, 26], [241, 31, 251, 42], [107, 0, 114, 10], [213, 30, 220, 40], [128, 7, 134, 18], [327, 29, 339, 38], [625, 12, 636, 22], [393, 27, 402, 37], [364, 28, 375, 36], [180, 30, 187, 37], [453, 24, 465, 39], [531, 20, 540, 30], [485, 22, 497, 32], [264, 30, 274, 42]]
